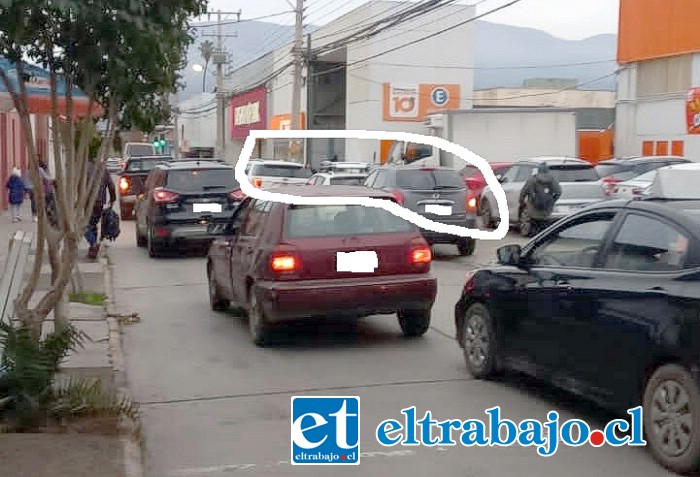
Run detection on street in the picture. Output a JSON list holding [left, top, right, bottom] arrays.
[[109, 219, 675, 477]]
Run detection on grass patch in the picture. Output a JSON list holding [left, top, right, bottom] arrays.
[[68, 293, 105, 307]]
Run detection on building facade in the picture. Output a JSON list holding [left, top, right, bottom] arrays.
[[616, 0, 700, 160]]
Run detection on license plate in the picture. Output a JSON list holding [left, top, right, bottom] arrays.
[[193, 203, 222, 213], [336, 251, 378, 273], [181, 226, 208, 235], [425, 204, 452, 216]]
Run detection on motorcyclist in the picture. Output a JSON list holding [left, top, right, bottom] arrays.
[[519, 162, 562, 237]]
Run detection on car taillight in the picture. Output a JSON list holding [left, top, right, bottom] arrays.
[[467, 196, 478, 212], [463, 270, 476, 294], [270, 251, 300, 273], [252, 177, 262, 188], [153, 188, 179, 204], [632, 187, 643, 196], [118, 177, 130, 192], [602, 177, 618, 197], [411, 246, 432, 264], [392, 189, 405, 205]]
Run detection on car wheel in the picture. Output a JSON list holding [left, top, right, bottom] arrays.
[[459, 303, 499, 379], [247, 286, 270, 347], [480, 200, 494, 229], [207, 266, 229, 312], [519, 207, 532, 237], [135, 223, 146, 247], [398, 309, 431, 337], [147, 225, 162, 258], [457, 238, 476, 256], [643, 364, 700, 474]]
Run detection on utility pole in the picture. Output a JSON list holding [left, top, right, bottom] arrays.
[[205, 9, 241, 159], [289, 0, 305, 163]]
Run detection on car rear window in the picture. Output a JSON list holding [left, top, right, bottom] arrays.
[[595, 163, 629, 178], [127, 145, 156, 157], [166, 168, 238, 192], [285, 205, 414, 238], [330, 176, 365, 186], [397, 169, 465, 190], [252, 164, 312, 178], [459, 166, 481, 178], [550, 165, 599, 182], [125, 158, 170, 172]]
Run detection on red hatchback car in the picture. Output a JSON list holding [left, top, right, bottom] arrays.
[[206, 185, 439, 346]]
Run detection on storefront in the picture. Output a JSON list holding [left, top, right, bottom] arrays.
[[229, 86, 267, 159]]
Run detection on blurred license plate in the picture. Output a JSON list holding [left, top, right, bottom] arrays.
[[336, 251, 378, 273], [193, 203, 222, 213], [425, 204, 452, 216], [182, 226, 208, 235]]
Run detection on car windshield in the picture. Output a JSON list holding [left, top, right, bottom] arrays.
[[253, 164, 312, 178], [285, 204, 414, 238], [632, 170, 658, 182], [329, 176, 365, 186], [397, 169, 465, 190], [595, 163, 629, 178], [167, 168, 238, 192], [549, 165, 599, 182], [127, 145, 155, 157], [125, 158, 170, 172]]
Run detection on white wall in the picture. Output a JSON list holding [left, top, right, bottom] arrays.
[[344, 1, 476, 161], [177, 93, 216, 150]]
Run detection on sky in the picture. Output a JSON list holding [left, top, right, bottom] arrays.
[[202, 0, 620, 41]]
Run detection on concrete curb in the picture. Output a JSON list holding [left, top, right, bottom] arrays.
[[101, 248, 145, 477]]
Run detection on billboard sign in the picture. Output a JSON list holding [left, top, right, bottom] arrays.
[[383, 83, 460, 122], [230, 86, 267, 140]]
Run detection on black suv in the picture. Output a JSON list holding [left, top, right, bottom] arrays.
[[363, 166, 477, 256], [134, 160, 240, 257]]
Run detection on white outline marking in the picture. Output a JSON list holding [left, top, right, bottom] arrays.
[[236, 130, 509, 240]]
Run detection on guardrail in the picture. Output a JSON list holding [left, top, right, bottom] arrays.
[[0, 230, 34, 326]]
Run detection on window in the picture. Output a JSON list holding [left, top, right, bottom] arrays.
[[167, 168, 238, 192], [330, 176, 365, 186], [241, 199, 271, 236], [127, 145, 156, 157], [514, 166, 536, 182], [549, 165, 599, 182], [126, 158, 170, 172], [529, 214, 616, 268], [460, 166, 481, 178], [396, 169, 464, 190], [372, 171, 390, 189], [285, 205, 414, 238], [603, 214, 690, 272], [595, 163, 629, 178], [500, 165, 521, 183], [251, 164, 312, 178]]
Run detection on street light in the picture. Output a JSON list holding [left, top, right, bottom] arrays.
[[192, 63, 203, 72]]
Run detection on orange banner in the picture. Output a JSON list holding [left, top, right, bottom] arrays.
[[382, 83, 460, 122], [270, 113, 306, 130]]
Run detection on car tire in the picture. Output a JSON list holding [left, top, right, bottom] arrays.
[[480, 199, 494, 229], [457, 238, 476, 256], [519, 207, 532, 238], [458, 303, 499, 379], [147, 224, 162, 258], [207, 265, 229, 312], [247, 286, 270, 347], [643, 364, 700, 474], [135, 223, 146, 248], [398, 309, 431, 337]]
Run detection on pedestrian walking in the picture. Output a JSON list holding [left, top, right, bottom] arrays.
[[22, 169, 37, 222], [6, 167, 25, 222], [519, 162, 562, 237], [84, 159, 116, 260]]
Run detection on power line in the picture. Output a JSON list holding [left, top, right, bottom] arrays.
[[357, 59, 617, 70], [194, 11, 295, 27]]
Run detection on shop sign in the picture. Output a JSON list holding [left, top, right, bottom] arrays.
[[686, 88, 700, 134], [382, 83, 461, 122], [270, 113, 306, 130], [230, 86, 267, 139]]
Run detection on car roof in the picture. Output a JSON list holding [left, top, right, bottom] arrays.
[[314, 173, 367, 178], [126, 155, 172, 161], [376, 165, 458, 171], [599, 156, 690, 165], [517, 156, 590, 166], [158, 159, 233, 170], [265, 184, 396, 200], [249, 160, 304, 167]]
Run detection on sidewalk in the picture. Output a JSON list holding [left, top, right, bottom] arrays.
[[0, 202, 130, 477]]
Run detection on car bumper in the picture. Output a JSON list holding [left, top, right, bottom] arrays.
[[255, 274, 438, 323], [153, 223, 221, 244], [421, 216, 477, 244]]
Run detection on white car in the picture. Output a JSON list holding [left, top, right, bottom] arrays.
[[306, 172, 368, 186], [645, 162, 700, 199], [318, 161, 371, 174], [611, 169, 658, 199], [244, 159, 312, 189]]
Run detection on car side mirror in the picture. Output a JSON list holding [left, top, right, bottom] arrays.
[[496, 174, 506, 183], [497, 245, 522, 266]]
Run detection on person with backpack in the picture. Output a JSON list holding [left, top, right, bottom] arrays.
[[519, 162, 562, 237], [6, 167, 25, 223], [85, 159, 117, 259]]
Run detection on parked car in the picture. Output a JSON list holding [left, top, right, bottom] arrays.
[[645, 162, 700, 200], [479, 157, 606, 235], [459, 162, 513, 200], [318, 161, 371, 174], [134, 160, 240, 257], [595, 155, 690, 197], [117, 155, 174, 220], [454, 179, 700, 473], [245, 159, 312, 189], [611, 169, 658, 199], [363, 165, 477, 256], [306, 172, 368, 186], [206, 185, 438, 346]]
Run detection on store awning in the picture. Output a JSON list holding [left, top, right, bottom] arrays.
[[0, 56, 102, 117]]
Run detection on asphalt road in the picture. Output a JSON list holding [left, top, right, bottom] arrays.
[[108, 218, 674, 477]]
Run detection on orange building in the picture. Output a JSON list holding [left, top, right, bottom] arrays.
[[615, 0, 700, 160]]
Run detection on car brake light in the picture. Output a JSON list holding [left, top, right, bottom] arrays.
[[411, 247, 432, 264], [467, 196, 477, 212], [602, 177, 618, 197], [270, 253, 299, 272], [392, 189, 405, 205], [153, 188, 179, 204], [464, 270, 476, 294], [118, 177, 129, 192], [632, 187, 643, 196], [252, 177, 262, 188]]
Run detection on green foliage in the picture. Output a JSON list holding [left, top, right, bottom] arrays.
[[49, 377, 139, 421], [69, 292, 106, 307]]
